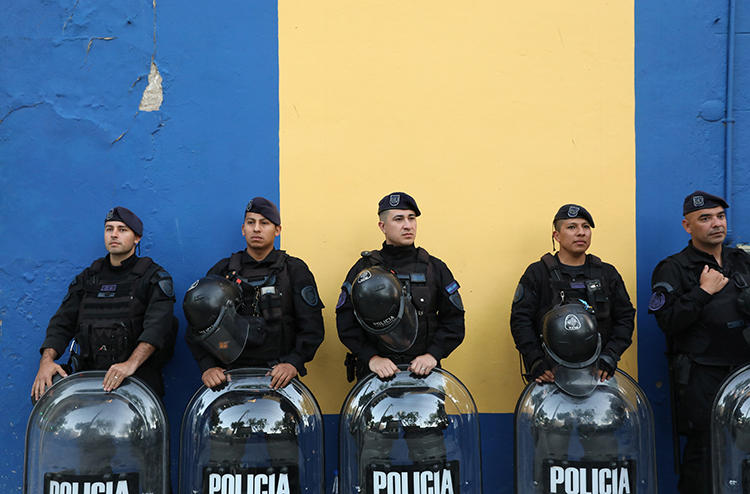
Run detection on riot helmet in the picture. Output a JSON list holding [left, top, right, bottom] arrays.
[[351, 266, 418, 352], [542, 303, 600, 368], [542, 303, 601, 397], [183, 275, 250, 364]]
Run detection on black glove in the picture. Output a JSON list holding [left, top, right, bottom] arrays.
[[597, 354, 617, 376], [529, 358, 552, 380]]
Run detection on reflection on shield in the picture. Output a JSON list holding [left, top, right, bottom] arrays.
[[339, 366, 482, 494], [24, 371, 169, 494], [514, 370, 657, 494], [179, 368, 324, 494], [712, 364, 750, 493]]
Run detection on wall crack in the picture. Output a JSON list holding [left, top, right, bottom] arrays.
[[0, 102, 44, 125]]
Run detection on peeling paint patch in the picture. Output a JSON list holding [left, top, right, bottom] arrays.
[[85, 36, 116, 56], [139, 62, 163, 112]]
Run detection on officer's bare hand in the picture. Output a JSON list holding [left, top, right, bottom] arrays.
[[267, 363, 297, 390], [202, 367, 229, 389], [597, 369, 612, 381], [103, 361, 137, 392], [369, 356, 399, 379], [408, 354, 438, 376], [31, 355, 68, 401], [535, 370, 555, 384], [700, 265, 729, 295]]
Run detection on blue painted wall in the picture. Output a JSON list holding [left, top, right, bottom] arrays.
[[636, 1, 750, 492], [0, 1, 278, 490], [6, 0, 750, 492]]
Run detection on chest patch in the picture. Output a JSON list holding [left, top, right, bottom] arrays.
[[97, 284, 118, 298]]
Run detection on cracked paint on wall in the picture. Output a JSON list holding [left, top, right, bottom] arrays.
[[139, 61, 163, 111]]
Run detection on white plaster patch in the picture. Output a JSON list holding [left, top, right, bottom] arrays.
[[139, 62, 163, 112]]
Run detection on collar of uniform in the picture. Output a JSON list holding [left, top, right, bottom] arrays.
[[686, 240, 725, 267], [105, 253, 138, 272], [241, 248, 279, 266], [556, 253, 587, 274], [381, 242, 417, 261]]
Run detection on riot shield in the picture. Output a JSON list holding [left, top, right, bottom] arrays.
[[339, 366, 482, 494], [24, 371, 169, 494], [514, 370, 656, 494], [179, 368, 324, 494], [712, 363, 750, 493]]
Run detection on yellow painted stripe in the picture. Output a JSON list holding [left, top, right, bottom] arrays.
[[279, 0, 635, 414]]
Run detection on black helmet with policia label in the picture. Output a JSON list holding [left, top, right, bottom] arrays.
[[351, 266, 418, 353]]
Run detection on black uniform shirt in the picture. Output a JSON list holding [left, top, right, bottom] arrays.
[[336, 243, 465, 365], [40, 254, 177, 394], [510, 253, 635, 371], [650, 241, 750, 363], [187, 249, 325, 375]]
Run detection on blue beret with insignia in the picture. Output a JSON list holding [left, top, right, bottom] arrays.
[[683, 190, 729, 215], [553, 204, 594, 228], [378, 192, 421, 216]]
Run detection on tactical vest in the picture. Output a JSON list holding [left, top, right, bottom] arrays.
[[540, 253, 612, 340], [76, 257, 155, 370], [227, 251, 293, 367], [359, 248, 438, 363], [668, 251, 750, 365]]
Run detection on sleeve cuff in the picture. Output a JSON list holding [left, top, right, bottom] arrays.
[[692, 286, 714, 305], [426, 345, 444, 361]]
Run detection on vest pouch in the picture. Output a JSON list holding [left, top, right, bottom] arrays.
[[259, 288, 283, 325], [410, 285, 432, 314], [245, 315, 267, 347], [89, 321, 133, 369]]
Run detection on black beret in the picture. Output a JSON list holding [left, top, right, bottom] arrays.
[[245, 197, 281, 225], [553, 204, 595, 228], [105, 206, 143, 237], [683, 190, 729, 215], [377, 192, 421, 216]]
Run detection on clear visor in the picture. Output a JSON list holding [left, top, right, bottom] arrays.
[[553, 364, 600, 397], [191, 303, 250, 364]]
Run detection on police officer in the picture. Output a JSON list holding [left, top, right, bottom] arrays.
[[650, 191, 750, 494], [31, 206, 177, 401], [186, 197, 325, 390], [510, 204, 635, 384], [336, 192, 465, 381]]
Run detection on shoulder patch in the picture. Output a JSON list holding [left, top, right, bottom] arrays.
[[513, 283, 524, 303], [62, 278, 79, 303], [648, 292, 666, 311], [449, 292, 464, 311], [336, 289, 347, 309], [301, 285, 320, 307], [445, 281, 460, 295], [156, 271, 174, 298]]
